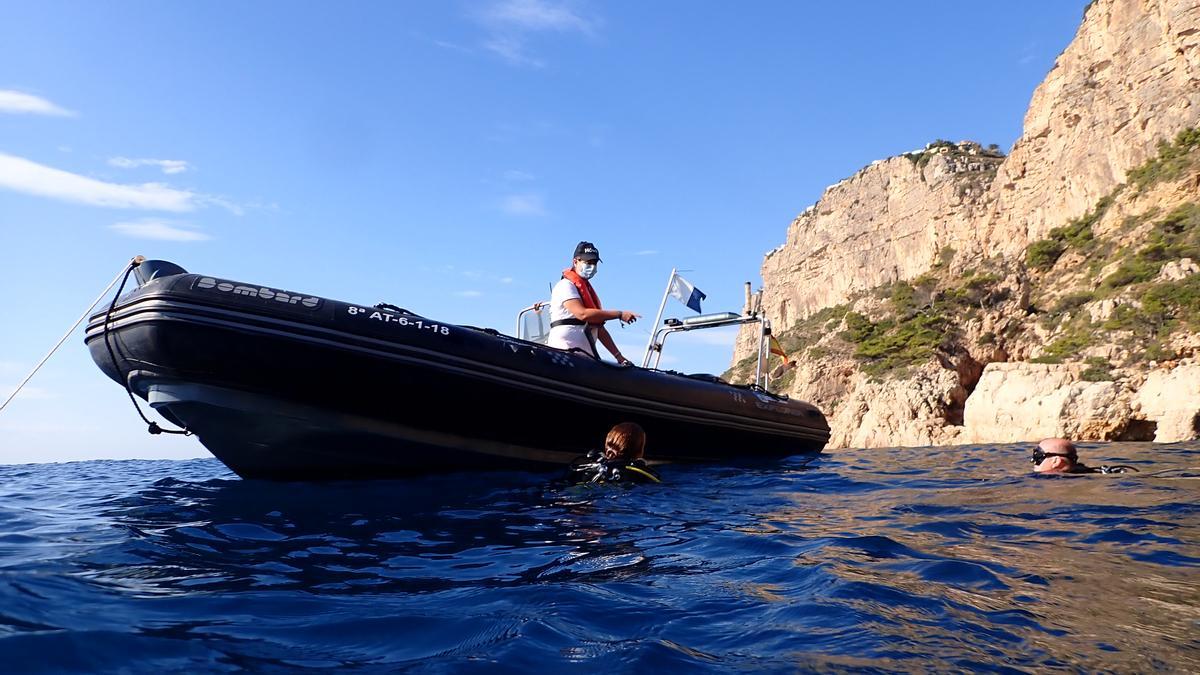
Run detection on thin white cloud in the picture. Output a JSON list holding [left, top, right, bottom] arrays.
[[195, 194, 245, 216], [0, 153, 197, 211], [1017, 42, 1037, 65], [634, 250, 658, 256], [500, 193, 546, 216], [475, 0, 598, 67], [110, 218, 210, 242], [455, 290, 484, 298], [432, 39, 472, 53], [503, 169, 535, 181], [409, 30, 474, 54], [108, 156, 191, 175], [238, 199, 280, 212], [483, 35, 544, 67], [500, 276, 515, 284], [0, 90, 75, 117], [481, 0, 594, 33]]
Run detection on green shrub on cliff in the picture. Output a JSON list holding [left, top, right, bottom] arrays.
[[840, 310, 948, 377], [1126, 127, 1200, 190], [1102, 257, 1160, 289], [1102, 303, 1156, 334], [1027, 194, 1119, 271], [1053, 290, 1096, 313], [933, 271, 1004, 311], [841, 312, 874, 343], [1100, 202, 1200, 289], [1159, 201, 1200, 230], [1140, 340, 1174, 362], [1027, 239, 1066, 269], [1080, 357, 1114, 381], [889, 281, 917, 312], [1097, 275, 1200, 339], [1142, 275, 1200, 329], [1050, 197, 1108, 248], [1030, 324, 1094, 363]]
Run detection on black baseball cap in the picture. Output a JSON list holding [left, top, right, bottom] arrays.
[[573, 241, 602, 262]]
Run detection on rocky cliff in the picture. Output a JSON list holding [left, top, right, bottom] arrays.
[[982, 0, 1200, 255], [730, 0, 1200, 448]]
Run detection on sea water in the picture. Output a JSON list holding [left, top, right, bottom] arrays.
[[0, 442, 1197, 672]]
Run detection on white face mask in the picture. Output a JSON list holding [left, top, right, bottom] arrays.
[[576, 262, 597, 279]]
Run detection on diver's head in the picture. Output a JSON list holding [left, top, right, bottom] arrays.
[[1032, 437, 1078, 473], [603, 422, 646, 462]]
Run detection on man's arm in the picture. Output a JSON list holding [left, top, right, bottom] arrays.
[[563, 298, 635, 324], [596, 325, 632, 365]]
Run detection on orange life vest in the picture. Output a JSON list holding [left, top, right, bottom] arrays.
[[561, 268, 602, 318]]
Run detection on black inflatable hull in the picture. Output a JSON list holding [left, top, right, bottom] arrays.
[[85, 267, 829, 480]]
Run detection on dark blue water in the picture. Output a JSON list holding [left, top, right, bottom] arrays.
[[1, 442, 1198, 673]]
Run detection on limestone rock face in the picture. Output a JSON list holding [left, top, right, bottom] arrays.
[[1158, 257, 1199, 282], [980, 0, 1200, 255], [728, 0, 1200, 448], [1134, 364, 1200, 441], [827, 365, 964, 449], [740, 0, 1199, 346], [756, 152, 998, 329], [962, 363, 1132, 442]]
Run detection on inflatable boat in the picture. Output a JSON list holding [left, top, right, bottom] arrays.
[[85, 260, 829, 479]]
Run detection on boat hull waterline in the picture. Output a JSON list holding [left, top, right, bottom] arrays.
[[85, 265, 830, 479]]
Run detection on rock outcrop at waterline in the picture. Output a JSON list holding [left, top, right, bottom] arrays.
[[729, 0, 1200, 448]]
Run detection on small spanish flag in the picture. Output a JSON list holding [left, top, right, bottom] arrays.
[[768, 334, 791, 366]]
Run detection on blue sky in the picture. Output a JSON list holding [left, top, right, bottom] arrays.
[[0, 1, 1088, 464]]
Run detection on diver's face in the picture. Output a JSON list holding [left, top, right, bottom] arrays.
[[1031, 446, 1077, 473]]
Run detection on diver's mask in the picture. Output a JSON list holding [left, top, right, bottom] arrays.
[[576, 262, 598, 280], [1030, 448, 1076, 465]]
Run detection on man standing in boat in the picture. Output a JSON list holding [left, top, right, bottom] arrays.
[[548, 241, 640, 364]]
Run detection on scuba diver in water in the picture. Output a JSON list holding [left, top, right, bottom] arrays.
[[1031, 438, 1139, 474], [567, 422, 661, 485]]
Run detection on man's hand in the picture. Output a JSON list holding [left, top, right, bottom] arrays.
[[618, 310, 640, 324]]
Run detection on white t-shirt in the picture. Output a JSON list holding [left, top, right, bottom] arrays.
[[548, 277, 598, 356]]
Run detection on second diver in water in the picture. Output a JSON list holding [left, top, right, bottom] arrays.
[[568, 422, 661, 484], [1031, 437, 1139, 474]]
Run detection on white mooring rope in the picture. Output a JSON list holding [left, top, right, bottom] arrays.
[[0, 255, 144, 415]]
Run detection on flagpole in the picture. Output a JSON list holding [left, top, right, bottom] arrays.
[[641, 267, 676, 368]]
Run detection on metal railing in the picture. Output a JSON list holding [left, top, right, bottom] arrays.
[[642, 312, 773, 390]]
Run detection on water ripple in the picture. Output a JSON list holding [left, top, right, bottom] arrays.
[[0, 443, 1197, 671]]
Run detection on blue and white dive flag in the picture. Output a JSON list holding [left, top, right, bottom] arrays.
[[668, 273, 706, 313]]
